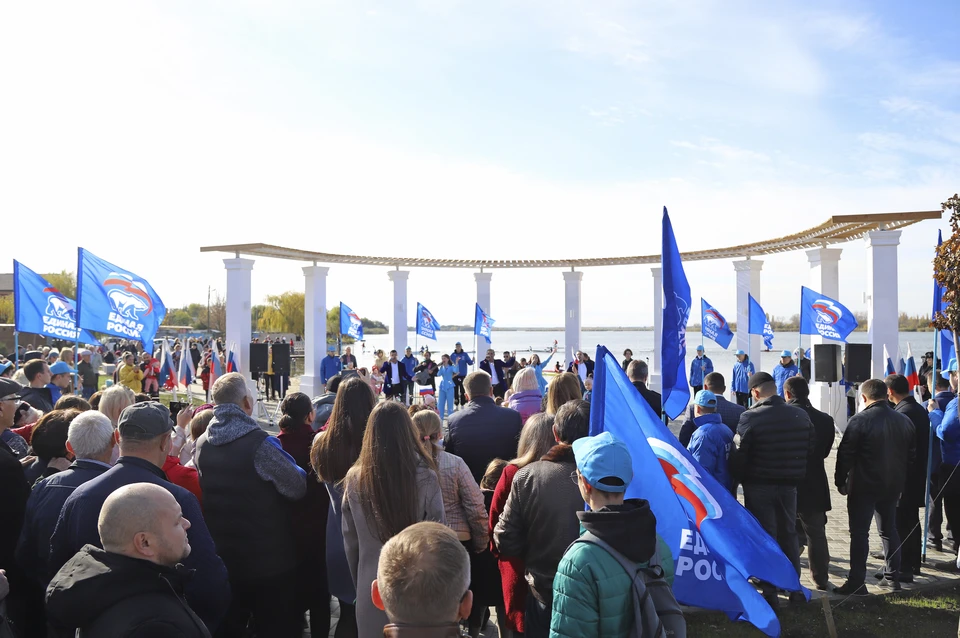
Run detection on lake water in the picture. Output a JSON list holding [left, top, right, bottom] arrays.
[[351, 330, 938, 377]]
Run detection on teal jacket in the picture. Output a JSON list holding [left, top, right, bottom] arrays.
[[550, 500, 674, 638]]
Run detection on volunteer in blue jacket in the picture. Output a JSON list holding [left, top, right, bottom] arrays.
[[929, 357, 960, 562], [773, 350, 800, 398], [401, 347, 418, 405], [449, 342, 474, 409], [689, 345, 713, 394], [731, 350, 755, 408], [687, 390, 735, 494], [530, 347, 557, 395], [320, 345, 342, 389]]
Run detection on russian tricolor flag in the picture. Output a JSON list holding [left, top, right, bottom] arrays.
[[209, 341, 223, 385], [904, 343, 920, 390], [227, 341, 239, 373], [884, 345, 896, 377], [178, 339, 196, 389], [158, 338, 177, 389]]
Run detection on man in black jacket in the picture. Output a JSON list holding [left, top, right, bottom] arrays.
[[18, 359, 55, 414], [784, 376, 835, 591], [479, 349, 508, 399], [0, 378, 32, 633], [886, 374, 929, 582], [736, 372, 815, 606], [834, 379, 916, 595], [446, 371, 523, 484], [46, 482, 211, 637], [627, 359, 661, 416]]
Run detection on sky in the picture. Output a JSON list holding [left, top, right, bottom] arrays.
[[1, 0, 958, 328]]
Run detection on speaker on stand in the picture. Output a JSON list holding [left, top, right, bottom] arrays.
[[248, 343, 274, 426]]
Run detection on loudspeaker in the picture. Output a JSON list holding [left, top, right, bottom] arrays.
[[845, 343, 872, 384], [813, 344, 842, 383], [249, 343, 269, 374], [271, 343, 291, 376]]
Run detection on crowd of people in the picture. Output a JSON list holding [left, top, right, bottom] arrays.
[[0, 331, 958, 637]]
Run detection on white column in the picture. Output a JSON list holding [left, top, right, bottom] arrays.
[[866, 229, 902, 379], [563, 270, 583, 366], [300, 265, 328, 399], [475, 272, 492, 362], [733, 258, 763, 359], [387, 269, 409, 356], [651, 267, 662, 392], [224, 258, 254, 390], [807, 248, 846, 431]]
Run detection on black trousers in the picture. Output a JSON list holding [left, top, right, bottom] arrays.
[[941, 463, 960, 555], [743, 484, 800, 594], [797, 511, 830, 588], [896, 505, 922, 575], [735, 392, 751, 408], [216, 571, 302, 638], [847, 495, 899, 586], [453, 375, 466, 406], [524, 593, 551, 638], [929, 472, 945, 542], [692, 385, 703, 395]]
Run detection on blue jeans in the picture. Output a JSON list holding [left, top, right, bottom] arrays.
[[438, 386, 454, 420]]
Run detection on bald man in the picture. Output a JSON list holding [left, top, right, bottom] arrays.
[[46, 483, 211, 637]]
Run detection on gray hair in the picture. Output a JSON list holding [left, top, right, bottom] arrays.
[[212, 372, 251, 407], [98, 385, 136, 427], [511, 367, 539, 393], [68, 411, 115, 459]]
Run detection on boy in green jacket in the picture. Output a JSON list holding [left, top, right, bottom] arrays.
[[550, 432, 675, 638]]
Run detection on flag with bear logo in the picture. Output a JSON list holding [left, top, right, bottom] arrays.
[[76, 249, 166, 348], [701, 299, 734, 349], [13, 260, 101, 345], [799, 286, 858, 342], [589, 345, 808, 637]]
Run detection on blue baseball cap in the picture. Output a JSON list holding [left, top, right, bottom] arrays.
[[735, 349, 746, 356], [780, 350, 792, 358], [455, 342, 462, 346], [49, 361, 76, 376], [327, 345, 336, 352], [943, 358, 958, 379], [694, 390, 718, 407], [572, 432, 633, 493], [696, 345, 704, 352], [0, 361, 12, 376]]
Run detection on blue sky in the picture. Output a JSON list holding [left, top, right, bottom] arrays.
[[1, 0, 957, 328]]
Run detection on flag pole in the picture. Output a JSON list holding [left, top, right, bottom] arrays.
[[13, 331, 18, 372], [922, 327, 938, 562], [73, 335, 80, 395]]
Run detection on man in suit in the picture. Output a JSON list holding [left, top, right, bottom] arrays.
[[479, 349, 508, 399], [785, 376, 836, 591], [886, 374, 929, 581], [379, 350, 410, 401], [445, 371, 522, 484], [627, 359, 661, 416]]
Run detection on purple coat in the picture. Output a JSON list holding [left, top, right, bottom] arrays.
[[508, 389, 543, 424]]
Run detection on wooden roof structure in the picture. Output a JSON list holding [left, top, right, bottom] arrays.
[[201, 211, 941, 268]]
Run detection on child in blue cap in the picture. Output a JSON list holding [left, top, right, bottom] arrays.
[[551, 432, 675, 638], [687, 390, 735, 494]]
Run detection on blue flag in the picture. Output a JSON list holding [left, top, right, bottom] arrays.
[[747, 294, 774, 350], [661, 207, 691, 419], [339, 302, 364, 340], [13, 261, 101, 345], [799, 286, 858, 342], [934, 231, 956, 364], [76, 249, 166, 348], [416, 303, 441, 341], [474, 304, 495, 344], [701, 299, 734, 349], [590, 345, 808, 637]]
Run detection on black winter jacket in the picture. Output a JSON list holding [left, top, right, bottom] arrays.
[[895, 397, 929, 508], [788, 399, 835, 513], [836, 401, 916, 502], [736, 395, 815, 485], [446, 396, 522, 484], [46, 545, 211, 637]]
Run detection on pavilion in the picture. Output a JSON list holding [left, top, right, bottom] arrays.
[[202, 210, 940, 429]]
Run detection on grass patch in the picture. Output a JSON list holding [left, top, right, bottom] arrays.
[[685, 586, 960, 637]]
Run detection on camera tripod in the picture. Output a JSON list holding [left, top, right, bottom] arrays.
[[253, 376, 280, 426]]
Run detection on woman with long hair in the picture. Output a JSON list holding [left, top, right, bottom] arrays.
[[278, 393, 331, 638], [436, 353, 457, 421], [413, 410, 490, 636], [488, 412, 557, 636], [545, 372, 582, 415], [342, 401, 445, 637], [309, 376, 376, 638], [529, 346, 556, 396], [507, 367, 542, 424]]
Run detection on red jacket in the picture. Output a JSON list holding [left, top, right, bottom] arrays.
[[489, 463, 526, 633], [163, 456, 202, 506]]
